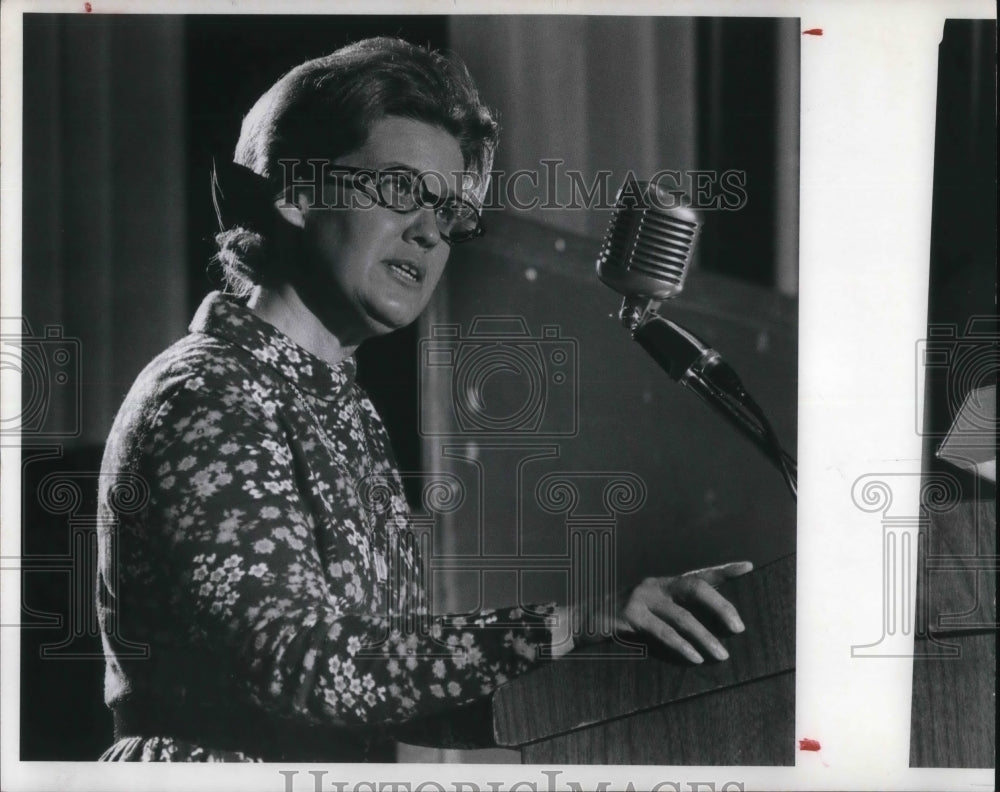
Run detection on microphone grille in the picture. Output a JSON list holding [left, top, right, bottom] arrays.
[[596, 180, 701, 300]]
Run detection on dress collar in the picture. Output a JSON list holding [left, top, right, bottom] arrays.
[[189, 291, 357, 401]]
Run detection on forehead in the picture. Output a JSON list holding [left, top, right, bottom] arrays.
[[348, 116, 465, 177]]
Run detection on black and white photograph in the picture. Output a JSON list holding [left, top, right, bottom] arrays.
[[0, 2, 994, 791], [904, 17, 994, 770]]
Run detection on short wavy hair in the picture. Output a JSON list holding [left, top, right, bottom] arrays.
[[213, 36, 499, 295]]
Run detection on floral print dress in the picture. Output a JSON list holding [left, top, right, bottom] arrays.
[[96, 293, 559, 762]]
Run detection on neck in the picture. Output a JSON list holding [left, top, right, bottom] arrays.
[[247, 284, 359, 367]]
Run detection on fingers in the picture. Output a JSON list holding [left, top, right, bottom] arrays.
[[622, 602, 706, 664], [683, 560, 754, 588], [646, 598, 730, 661], [617, 565, 752, 664], [673, 577, 746, 634]]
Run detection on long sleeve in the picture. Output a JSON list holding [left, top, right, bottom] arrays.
[[98, 293, 558, 750], [136, 382, 554, 727]]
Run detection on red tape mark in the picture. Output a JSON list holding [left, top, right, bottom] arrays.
[[802, 28, 823, 36], [799, 738, 822, 751]]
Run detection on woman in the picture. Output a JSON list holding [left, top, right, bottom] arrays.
[[96, 36, 750, 763]]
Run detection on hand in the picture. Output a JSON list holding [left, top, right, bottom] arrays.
[[555, 561, 753, 663]]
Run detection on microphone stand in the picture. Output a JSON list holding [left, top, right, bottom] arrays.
[[619, 296, 798, 501]]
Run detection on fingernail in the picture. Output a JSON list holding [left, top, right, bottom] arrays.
[[731, 616, 745, 633], [713, 644, 729, 661], [685, 648, 704, 664]]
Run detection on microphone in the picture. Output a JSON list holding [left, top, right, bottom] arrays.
[[596, 178, 701, 302], [595, 178, 718, 384], [596, 177, 797, 500]]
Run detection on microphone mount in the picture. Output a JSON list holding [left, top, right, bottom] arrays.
[[620, 295, 798, 501]]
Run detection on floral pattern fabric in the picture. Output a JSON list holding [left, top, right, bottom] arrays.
[[96, 292, 558, 761]]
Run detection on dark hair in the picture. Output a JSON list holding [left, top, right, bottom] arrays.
[[213, 36, 499, 295]]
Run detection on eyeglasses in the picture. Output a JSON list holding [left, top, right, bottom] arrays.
[[324, 166, 485, 244]]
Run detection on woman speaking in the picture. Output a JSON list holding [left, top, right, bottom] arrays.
[[96, 36, 750, 762]]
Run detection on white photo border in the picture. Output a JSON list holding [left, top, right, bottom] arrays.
[[1, 1, 995, 790]]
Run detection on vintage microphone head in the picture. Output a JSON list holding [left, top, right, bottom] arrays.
[[596, 178, 701, 300]]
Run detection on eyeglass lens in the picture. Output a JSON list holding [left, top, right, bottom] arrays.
[[327, 167, 481, 242]]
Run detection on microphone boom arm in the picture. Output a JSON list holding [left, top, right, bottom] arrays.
[[622, 297, 798, 501]]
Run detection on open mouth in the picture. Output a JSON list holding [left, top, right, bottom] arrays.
[[385, 259, 423, 284]]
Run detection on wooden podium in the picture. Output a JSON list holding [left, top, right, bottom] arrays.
[[909, 494, 996, 767], [491, 554, 796, 765]]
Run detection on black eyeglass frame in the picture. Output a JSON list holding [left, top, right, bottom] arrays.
[[322, 165, 486, 244]]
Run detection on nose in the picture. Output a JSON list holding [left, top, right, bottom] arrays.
[[403, 205, 443, 248]]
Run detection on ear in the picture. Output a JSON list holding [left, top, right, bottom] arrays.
[[274, 192, 308, 229]]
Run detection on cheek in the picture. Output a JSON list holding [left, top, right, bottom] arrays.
[[306, 213, 376, 274], [305, 214, 345, 264], [337, 212, 404, 263]]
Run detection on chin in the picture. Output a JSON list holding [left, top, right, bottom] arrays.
[[362, 303, 421, 337]]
